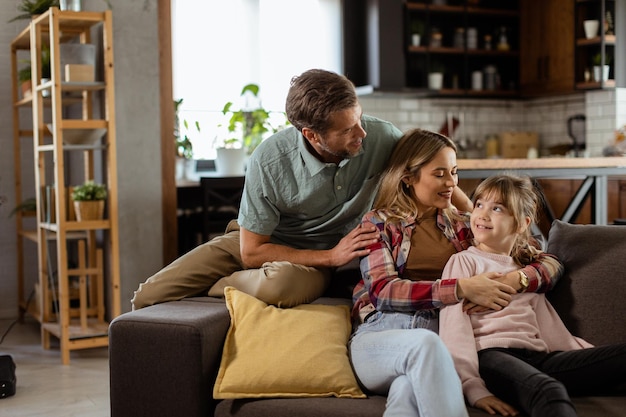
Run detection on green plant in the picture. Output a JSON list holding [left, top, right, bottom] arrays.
[[9, 0, 59, 22], [71, 181, 107, 201], [177, 119, 197, 159], [410, 20, 425, 35], [592, 52, 612, 66], [221, 83, 286, 155], [9, 197, 37, 217], [18, 65, 31, 83], [17, 44, 51, 83]]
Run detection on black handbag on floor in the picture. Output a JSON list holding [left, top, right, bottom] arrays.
[[0, 355, 16, 398]]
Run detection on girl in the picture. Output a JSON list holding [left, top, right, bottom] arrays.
[[349, 130, 562, 417], [439, 173, 626, 417]]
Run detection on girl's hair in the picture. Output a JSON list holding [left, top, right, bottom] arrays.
[[374, 128, 459, 224], [472, 173, 543, 265], [285, 69, 358, 134]]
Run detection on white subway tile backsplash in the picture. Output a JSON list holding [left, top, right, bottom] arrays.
[[360, 89, 622, 157]]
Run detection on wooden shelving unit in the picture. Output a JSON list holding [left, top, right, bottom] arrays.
[[10, 7, 120, 364]]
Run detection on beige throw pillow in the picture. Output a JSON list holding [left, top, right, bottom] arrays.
[[213, 287, 366, 399]]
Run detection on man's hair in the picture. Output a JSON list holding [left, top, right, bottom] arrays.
[[285, 69, 358, 134]]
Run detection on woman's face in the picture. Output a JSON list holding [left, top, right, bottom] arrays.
[[405, 147, 458, 213]]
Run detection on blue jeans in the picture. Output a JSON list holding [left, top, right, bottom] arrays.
[[349, 311, 468, 417], [478, 344, 626, 417]]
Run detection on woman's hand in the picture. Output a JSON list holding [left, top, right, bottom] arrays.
[[456, 272, 516, 311], [474, 395, 518, 416]]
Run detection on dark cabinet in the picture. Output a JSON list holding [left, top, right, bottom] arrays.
[[343, 0, 521, 96], [520, 0, 575, 96], [403, 1, 520, 97], [574, 0, 616, 90]]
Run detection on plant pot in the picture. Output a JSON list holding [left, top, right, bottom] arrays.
[[593, 65, 610, 82], [215, 148, 246, 177], [583, 20, 599, 39], [428, 72, 443, 90], [60, 0, 82, 11], [20, 80, 32, 99], [74, 200, 104, 221], [411, 33, 421, 47]]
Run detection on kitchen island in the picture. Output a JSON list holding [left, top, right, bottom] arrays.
[[457, 157, 626, 226]]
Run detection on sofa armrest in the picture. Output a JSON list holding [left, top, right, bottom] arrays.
[[109, 297, 230, 417]]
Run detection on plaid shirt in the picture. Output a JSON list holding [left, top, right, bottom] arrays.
[[351, 208, 561, 323]]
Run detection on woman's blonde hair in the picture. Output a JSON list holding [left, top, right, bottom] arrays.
[[373, 128, 459, 224], [472, 173, 543, 265]]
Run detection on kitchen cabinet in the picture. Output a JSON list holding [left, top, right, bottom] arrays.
[[10, 8, 120, 364], [574, 0, 616, 90], [520, 0, 575, 97], [403, 0, 520, 97]]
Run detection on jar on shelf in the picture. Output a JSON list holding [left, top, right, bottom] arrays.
[[430, 28, 442, 48], [467, 27, 478, 49], [484, 34, 492, 50], [453, 27, 464, 49], [497, 26, 510, 51], [483, 65, 498, 90]]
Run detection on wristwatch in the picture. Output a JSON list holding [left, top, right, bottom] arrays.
[[518, 270, 529, 293]]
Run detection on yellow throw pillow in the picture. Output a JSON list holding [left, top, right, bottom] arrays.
[[213, 287, 366, 399]]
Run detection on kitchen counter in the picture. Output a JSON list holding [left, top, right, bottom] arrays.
[[457, 157, 626, 226]]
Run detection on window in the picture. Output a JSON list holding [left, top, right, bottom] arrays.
[[172, 0, 343, 159]]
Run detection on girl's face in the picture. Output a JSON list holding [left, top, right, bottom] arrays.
[[405, 147, 458, 213], [471, 192, 527, 255]]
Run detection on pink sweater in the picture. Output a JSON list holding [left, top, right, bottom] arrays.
[[439, 247, 593, 406]]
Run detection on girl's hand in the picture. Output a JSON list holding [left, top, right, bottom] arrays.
[[456, 272, 516, 311], [475, 395, 519, 416]]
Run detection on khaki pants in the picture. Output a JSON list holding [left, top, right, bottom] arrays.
[[131, 225, 331, 310]]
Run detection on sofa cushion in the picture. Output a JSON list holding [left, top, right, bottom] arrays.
[[546, 220, 626, 346], [213, 287, 366, 399]]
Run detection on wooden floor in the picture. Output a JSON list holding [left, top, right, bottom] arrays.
[[0, 318, 109, 417]]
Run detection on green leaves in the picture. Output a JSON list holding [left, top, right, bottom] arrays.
[[9, 0, 60, 22], [71, 181, 107, 201]]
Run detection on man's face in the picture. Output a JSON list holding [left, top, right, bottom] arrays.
[[304, 105, 367, 164]]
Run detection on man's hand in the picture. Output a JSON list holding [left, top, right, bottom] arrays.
[[457, 272, 516, 311], [475, 395, 518, 416], [327, 223, 379, 267]]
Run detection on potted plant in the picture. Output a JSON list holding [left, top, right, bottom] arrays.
[[591, 52, 611, 83], [215, 83, 286, 175], [221, 83, 285, 156], [410, 20, 424, 47], [18, 45, 51, 99], [18, 64, 32, 98], [71, 180, 107, 221], [8, 0, 60, 22]]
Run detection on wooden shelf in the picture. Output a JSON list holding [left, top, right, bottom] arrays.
[[11, 7, 120, 365]]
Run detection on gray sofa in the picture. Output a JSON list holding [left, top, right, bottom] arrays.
[[109, 220, 626, 417]]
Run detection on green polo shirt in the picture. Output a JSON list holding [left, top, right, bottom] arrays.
[[238, 115, 402, 250]]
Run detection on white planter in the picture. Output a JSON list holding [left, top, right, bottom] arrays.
[[593, 65, 610, 82], [583, 20, 599, 39], [215, 148, 246, 176], [411, 34, 421, 47], [428, 72, 443, 90]]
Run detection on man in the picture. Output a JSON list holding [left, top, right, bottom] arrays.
[[132, 69, 407, 309]]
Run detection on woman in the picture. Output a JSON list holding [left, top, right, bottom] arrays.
[[440, 173, 626, 417], [349, 129, 562, 417]]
